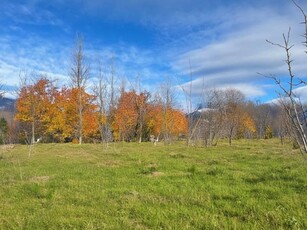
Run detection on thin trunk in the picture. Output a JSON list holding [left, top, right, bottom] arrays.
[[79, 91, 83, 144], [31, 120, 35, 145]]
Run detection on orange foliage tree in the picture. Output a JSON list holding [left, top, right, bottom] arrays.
[[112, 91, 138, 141], [146, 102, 188, 142], [15, 77, 56, 143], [49, 87, 98, 142], [146, 104, 163, 138]]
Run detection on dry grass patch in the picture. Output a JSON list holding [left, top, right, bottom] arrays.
[[29, 176, 50, 184]]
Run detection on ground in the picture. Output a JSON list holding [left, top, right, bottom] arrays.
[[0, 139, 306, 229]]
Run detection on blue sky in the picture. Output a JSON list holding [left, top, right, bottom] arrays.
[[1, 0, 307, 110]]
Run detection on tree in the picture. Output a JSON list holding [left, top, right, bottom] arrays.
[[93, 65, 109, 145], [112, 91, 139, 141], [15, 77, 56, 144], [146, 102, 164, 139], [135, 91, 150, 143], [0, 117, 8, 144], [69, 35, 90, 144], [49, 87, 98, 143], [160, 80, 178, 144], [205, 89, 246, 146], [146, 96, 187, 143], [265, 0, 307, 154]]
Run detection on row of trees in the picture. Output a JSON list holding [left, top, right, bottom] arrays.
[[13, 77, 188, 144], [2, 75, 295, 147], [0, 74, 305, 150], [1, 0, 306, 153], [0, 35, 304, 147], [186, 88, 294, 147]]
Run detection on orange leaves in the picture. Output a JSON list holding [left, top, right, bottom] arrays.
[[50, 87, 98, 141], [112, 91, 139, 141], [168, 109, 188, 136], [15, 78, 55, 128], [146, 104, 187, 139], [113, 90, 187, 141], [146, 104, 163, 136], [15, 77, 98, 142], [15, 77, 187, 143]]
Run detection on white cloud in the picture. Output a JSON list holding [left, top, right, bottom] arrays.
[[294, 85, 307, 103], [1, 0, 307, 106], [172, 3, 307, 102]]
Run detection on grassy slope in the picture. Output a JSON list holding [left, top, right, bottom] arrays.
[[0, 139, 306, 229]]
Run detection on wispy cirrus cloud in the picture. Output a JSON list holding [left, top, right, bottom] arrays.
[[1, 0, 306, 106], [172, 2, 307, 104]]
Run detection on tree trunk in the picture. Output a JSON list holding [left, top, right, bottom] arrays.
[[31, 120, 35, 145]]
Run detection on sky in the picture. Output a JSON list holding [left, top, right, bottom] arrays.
[[0, 0, 307, 110]]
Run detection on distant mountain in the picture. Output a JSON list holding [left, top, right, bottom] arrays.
[[0, 97, 15, 112]]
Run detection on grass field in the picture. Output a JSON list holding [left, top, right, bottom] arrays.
[[0, 139, 306, 229]]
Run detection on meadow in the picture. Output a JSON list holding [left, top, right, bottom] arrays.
[[0, 139, 306, 229]]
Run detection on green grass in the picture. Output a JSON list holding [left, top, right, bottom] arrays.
[[0, 139, 306, 229]]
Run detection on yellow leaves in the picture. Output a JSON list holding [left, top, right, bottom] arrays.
[[242, 114, 256, 133], [238, 112, 256, 138], [99, 114, 106, 125], [15, 78, 99, 142], [15, 79, 187, 142]]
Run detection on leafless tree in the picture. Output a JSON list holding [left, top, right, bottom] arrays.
[[265, 0, 307, 154], [93, 60, 110, 147], [69, 34, 90, 144], [161, 79, 175, 144], [253, 103, 273, 139]]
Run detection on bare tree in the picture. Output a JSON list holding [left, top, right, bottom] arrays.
[[161, 79, 174, 144], [69, 34, 90, 144], [265, 1, 307, 154], [93, 60, 109, 147]]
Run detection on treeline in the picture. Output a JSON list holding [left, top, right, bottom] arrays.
[[187, 89, 289, 147], [0, 37, 305, 147], [6, 77, 186, 144], [0, 80, 294, 146]]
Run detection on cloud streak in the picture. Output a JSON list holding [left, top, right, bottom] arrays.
[[172, 2, 307, 103], [0, 0, 306, 106]]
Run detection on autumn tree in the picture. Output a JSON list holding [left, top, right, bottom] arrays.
[[15, 77, 56, 144], [146, 94, 187, 143], [238, 111, 256, 139], [49, 87, 98, 143], [112, 91, 139, 141], [69, 35, 90, 144], [146, 102, 164, 139]]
